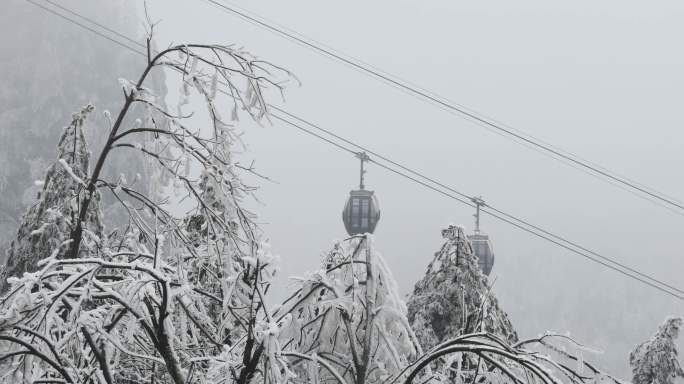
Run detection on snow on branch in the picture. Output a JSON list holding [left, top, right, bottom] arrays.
[[57, 159, 86, 187], [0, 26, 292, 384]]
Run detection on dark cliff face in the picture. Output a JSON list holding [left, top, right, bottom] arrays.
[[407, 225, 518, 350]]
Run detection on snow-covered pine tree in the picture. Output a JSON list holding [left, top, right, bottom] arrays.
[[407, 225, 517, 351], [630, 316, 684, 384], [0, 105, 103, 294], [401, 226, 621, 383], [268, 235, 421, 384]]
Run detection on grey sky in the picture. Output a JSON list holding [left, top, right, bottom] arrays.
[[14, 0, 684, 376]]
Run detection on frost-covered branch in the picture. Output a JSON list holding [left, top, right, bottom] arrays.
[[0, 26, 291, 383], [393, 332, 620, 384]]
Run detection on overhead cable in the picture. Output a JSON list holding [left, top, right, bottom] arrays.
[[201, 0, 684, 215]]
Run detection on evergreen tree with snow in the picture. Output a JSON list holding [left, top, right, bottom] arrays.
[[0, 105, 103, 294], [630, 316, 684, 384], [270, 235, 421, 384], [407, 225, 518, 350]]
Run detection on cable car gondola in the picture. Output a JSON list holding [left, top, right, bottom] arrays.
[[467, 197, 495, 276], [342, 152, 381, 236]]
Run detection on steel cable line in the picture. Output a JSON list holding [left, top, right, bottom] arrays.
[[270, 107, 684, 298], [41, 0, 147, 50], [270, 105, 684, 297], [200, 0, 684, 214], [200, 0, 684, 219], [24, 0, 146, 56], [23, 0, 684, 301], [270, 112, 684, 301]]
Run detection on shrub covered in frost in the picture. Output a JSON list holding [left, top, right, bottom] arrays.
[[630, 316, 684, 384]]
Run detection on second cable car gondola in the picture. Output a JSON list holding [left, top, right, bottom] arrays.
[[342, 152, 381, 236], [467, 197, 495, 276]]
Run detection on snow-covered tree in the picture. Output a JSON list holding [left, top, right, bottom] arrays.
[[265, 235, 422, 384], [402, 225, 620, 384], [407, 225, 517, 350], [0, 31, 292, 383], [630, 316, 684, 384], [0, 105, 104, 294]]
